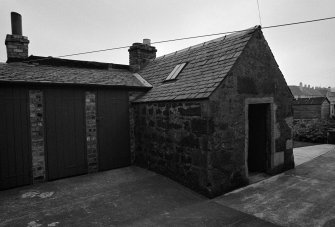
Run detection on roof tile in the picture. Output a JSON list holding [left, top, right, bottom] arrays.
[[135, 26, 259, 102], [0, 63, 149, 88]]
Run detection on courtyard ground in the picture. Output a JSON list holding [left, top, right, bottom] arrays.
[[217, 144, 335, 227], [0, 144, 334, 226], [0, 168, 276, 226]]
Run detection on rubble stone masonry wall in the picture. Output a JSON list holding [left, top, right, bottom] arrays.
[[85, 91, 98, 173], [206, 29, 294, 196], [29, 90, 46, 182], [133, 101, 211, 195]]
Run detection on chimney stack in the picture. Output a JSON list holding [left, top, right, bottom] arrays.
[[5, 12, 29, 63], [128, 39, 156, 72]]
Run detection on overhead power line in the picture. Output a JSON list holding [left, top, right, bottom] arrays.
[[256, 0, 262, 26], [25, 15, 335, 63], [262, 16, 335, 29]]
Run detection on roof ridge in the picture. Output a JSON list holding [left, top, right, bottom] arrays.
[[154, 26, 259, 61]]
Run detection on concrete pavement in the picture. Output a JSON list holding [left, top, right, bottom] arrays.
[[1, 144, 334, 226], [0, 167, 276, 226], [293, 144, 335, 166], [217, 144, 335, 227]]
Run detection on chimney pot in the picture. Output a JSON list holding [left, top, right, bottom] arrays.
[[11, 12, 22, 35], [143, 39, 151, 46]]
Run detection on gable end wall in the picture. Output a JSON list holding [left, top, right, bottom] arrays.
[[206, 29, 294, 196]]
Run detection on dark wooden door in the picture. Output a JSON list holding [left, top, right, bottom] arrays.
[[97, 90, 130, 171], [248, 104, 270, 173], [0, 86, 31, 190], [45, 88, 87, 180]]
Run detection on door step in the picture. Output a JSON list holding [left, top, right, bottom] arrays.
[[248, 172, 271, 184]]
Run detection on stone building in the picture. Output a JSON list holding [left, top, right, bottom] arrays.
[[131, 26, 294, 197], [1, 13, 294, 197]]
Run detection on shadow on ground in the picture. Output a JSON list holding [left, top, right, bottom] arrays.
[[1, 144, 334, 226], [0, 167, 275, 226]]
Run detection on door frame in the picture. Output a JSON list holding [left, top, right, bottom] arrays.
[[244, 97, 275, 178]]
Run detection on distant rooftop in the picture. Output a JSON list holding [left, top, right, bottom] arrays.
[[293, 97, 329, 105]]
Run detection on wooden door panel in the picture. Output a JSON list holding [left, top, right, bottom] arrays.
[[0, 87, 31, 190], [97, 90, 130, 171], [45, 88, 87, 180]]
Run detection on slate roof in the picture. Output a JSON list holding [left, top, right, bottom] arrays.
[[135, 26, 260, 102], [293, 97, 329, 105], [289, 85, 324, 98], [0, 63, 151, 88], [318, 89, 329, 96], [289, 86, 304, 97]]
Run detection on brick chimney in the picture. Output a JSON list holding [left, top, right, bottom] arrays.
[[128, 39, 156, 72], [5, 12, 29, 63]]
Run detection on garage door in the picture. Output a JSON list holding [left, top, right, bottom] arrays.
[[45, 88, 87, 180], [0, 87, 31, 190], [97, 90, 130, 171]]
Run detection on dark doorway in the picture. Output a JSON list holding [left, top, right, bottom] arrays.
[[0, 87, 31, 190], [97, 90, 130, 171], [248, 103, 270, 173], [45, 88, 87, 180]]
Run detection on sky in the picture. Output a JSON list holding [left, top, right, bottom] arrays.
[[1, 0, 334, 87]]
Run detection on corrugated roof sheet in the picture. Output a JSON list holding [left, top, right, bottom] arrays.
[[293, 97, 329, 105], [0, 63, 150, 88], [135, 26, 260, 102]]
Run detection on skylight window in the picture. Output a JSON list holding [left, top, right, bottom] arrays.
[[165, 63, 187, 81]]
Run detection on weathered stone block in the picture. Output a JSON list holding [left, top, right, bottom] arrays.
[[29, 90, 46, 183], [85, 91, 98, 173], [178, 105, 201, 116], [191, 119, 208, 135]]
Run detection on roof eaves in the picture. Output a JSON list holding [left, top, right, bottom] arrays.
[[0, 79, 150, 89], [133, 95, 209, 104]]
